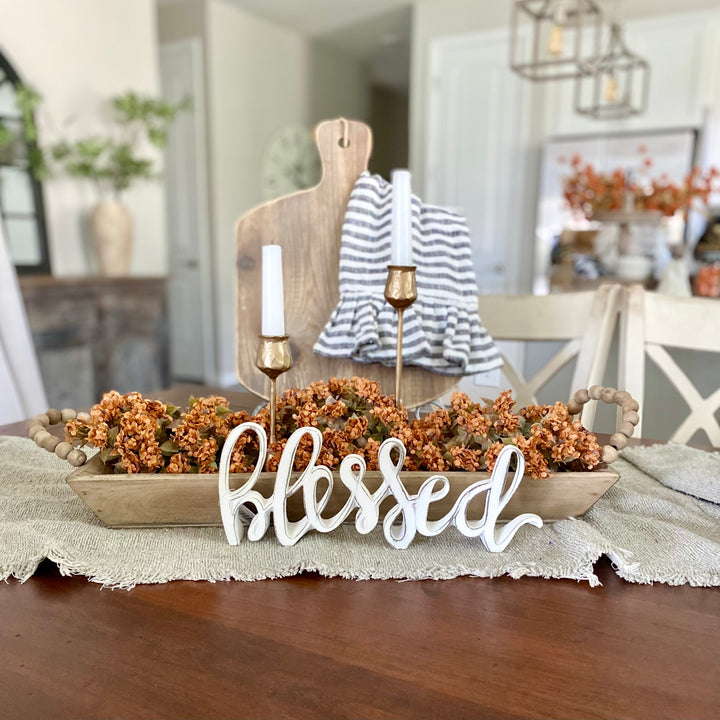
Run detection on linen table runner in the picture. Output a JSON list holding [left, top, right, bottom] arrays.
[[0, 437, 718, 588]]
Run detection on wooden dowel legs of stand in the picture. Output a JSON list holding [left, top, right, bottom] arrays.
[[395, 309, 404, 405]]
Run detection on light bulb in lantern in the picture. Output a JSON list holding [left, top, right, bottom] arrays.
[[604, 73, 619, 103], [547, 24, 564, 56], [547, 1, 567, 56]]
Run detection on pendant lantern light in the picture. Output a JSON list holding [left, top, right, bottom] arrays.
[[509, 0, 604, 81], [574, 22, 650, 119]]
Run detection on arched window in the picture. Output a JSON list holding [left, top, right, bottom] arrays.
[[0, 51, 49, 274]]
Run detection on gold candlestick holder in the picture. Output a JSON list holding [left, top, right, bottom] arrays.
[[384, 265, 417, 406], [255, 335, 293, 444]]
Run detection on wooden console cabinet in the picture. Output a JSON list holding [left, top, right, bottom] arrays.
[[19, 276, 169, 410]]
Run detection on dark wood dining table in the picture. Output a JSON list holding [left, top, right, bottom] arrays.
[[0, 387, 718, 720]]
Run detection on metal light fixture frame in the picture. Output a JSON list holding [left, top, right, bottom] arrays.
[[574, 22, 650, 120], [510, 0, 604, 81]]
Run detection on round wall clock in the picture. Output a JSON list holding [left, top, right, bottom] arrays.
[[261, 125, 322, 201]]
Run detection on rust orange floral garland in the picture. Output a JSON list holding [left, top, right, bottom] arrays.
[[64, 380, 602, 479], [562, 153, 719, 219]]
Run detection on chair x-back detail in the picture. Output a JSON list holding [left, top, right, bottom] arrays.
[[478, 284, 622, 430], [619, 284, 720, 445]]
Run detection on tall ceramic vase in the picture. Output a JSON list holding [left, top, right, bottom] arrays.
[[89, 200, 133, 276]]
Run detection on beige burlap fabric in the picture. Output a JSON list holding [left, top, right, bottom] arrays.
[[1, 437, 718, 588]]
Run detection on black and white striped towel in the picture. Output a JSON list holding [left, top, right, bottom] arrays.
[[313, 172, 502, 376]]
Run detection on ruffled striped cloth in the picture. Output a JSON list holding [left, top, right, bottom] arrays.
[[314, 172, 502, 376]]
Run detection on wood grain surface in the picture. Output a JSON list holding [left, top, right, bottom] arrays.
[[18, 275, 170, 411], [234, 118, 457, 407], [66, 455, 618, 528], [0, 560, 717, 720]]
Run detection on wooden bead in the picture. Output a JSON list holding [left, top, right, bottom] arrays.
[[610, 433, 628, 450], [601, 387, 617, 404], [34, 430, 51, 447], [55, 441, 73, 460], [624, 410, 640, 426], [567, 399, 582, 415], [602, 446, 619, 464], [588, 385, 603, 400], [617, 421, 635, 438], [573, 389, 590, 404], [46, 408, 61, 425], [27, 424, 45, 439], [41, 434, 61, 452], [61, 408, 77, 422], [33, 413, 50, 427], [67, 449, 87, 467], [615, 390, 631, 405], [77, 412, 91, 422], [621, 399, 639, 413]]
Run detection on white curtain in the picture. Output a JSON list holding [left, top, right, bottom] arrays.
[[0, 222, 48, 424]]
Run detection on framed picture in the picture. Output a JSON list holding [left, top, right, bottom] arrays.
[[533, 127, 698, 293]]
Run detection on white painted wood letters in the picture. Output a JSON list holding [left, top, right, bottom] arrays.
[[218, 423, 542, 550]]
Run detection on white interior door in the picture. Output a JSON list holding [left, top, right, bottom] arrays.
[[425, 29, 531, 396], [426, 29, 530, 296], [160, 39, 216, 383]]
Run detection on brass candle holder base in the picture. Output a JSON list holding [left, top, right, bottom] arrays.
[[255, 335, 293, 444], [384, 265, 417, 407]]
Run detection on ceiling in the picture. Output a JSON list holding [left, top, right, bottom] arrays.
[[194, 0, 720, 92], [226, 0, 413, 91], [225, 0, 412, 37]]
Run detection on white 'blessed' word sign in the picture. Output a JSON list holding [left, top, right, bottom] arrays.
[[217, 423, 543, 550]]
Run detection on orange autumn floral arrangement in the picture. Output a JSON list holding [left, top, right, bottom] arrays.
[[64, 378, 602, 479], [562, 152, 719, 219]]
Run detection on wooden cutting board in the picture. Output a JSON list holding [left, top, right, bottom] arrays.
[[235, 118, 457, 407]]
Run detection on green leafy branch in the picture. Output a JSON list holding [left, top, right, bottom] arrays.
[[49, 137, 156, 195], [0, 85, 46, 177], [0, 86, 191, 197]]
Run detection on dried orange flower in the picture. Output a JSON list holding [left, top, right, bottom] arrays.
[[484, 442, 505, 474], [69, 381, 602, 479], [449, 446, 482, 472], [563, 156, 719, 219]]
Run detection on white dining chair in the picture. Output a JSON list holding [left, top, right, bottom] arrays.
[[478, 283, 622, 430], [618, 284, 720, 445]]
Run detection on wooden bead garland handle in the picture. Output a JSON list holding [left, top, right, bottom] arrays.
[[567, 386, 640, 464], [26, 409, 89, 467]]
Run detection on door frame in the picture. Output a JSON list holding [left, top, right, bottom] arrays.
[[160, 38, 217, 384]]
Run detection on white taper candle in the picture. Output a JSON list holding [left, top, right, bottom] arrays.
[[261, 244, 285, 336], [390, 169, 413, 266]]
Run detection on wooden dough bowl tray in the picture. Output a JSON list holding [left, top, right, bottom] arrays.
[[66, 455, 618, 529]]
